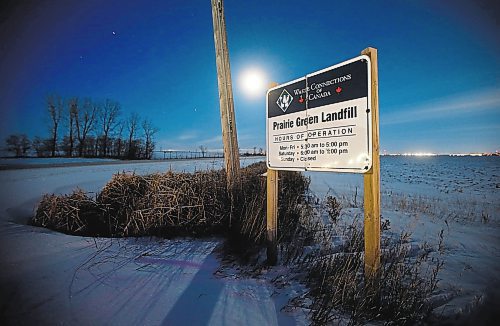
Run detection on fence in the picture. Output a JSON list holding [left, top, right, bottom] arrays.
[[153, 150, 266, 160], [153, 150, 224, 160]]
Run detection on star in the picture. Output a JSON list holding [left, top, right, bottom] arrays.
[[112, 31, 116, 35]]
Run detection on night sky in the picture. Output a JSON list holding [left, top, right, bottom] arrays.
[[1, 0, 499, 153]]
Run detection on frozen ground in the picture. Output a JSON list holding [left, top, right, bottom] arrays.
[[0, 156, 499, 324]]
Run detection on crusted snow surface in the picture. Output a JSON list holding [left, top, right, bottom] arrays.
[[0, 157, 307, 325], [0, 156, 499, 324]]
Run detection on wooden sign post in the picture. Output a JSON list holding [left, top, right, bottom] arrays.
[[266, 168, 278, 265], [267, 82, 279, 266], [361, 47, 380, 278]]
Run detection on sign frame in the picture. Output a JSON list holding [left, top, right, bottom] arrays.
[[266, 55, 372, 173]]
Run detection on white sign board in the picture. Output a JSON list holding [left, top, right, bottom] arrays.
[[266, 55, 372, 173]]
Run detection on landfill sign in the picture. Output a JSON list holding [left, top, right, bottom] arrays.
[[266, 55, 372, 173]]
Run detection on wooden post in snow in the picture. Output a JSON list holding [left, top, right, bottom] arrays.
[[211, 0, 240, 193], [361, 47, 381, 278], [266, 168, 278, 265], [266, 82, 279, 265]]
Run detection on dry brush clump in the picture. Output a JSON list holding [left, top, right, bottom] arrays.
[[32, 162, 310, 250], [213, 162, 311, 258], [305, 231, 442, 324], [287, 196, 444, 325], [97, 170, 230, 237], [32, 189, 103, 235]]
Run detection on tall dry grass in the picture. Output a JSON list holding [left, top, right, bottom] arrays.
[[286, 195, 444, 325], [32, 162, 309, 251]]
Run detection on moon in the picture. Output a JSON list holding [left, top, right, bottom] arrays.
[[239, 67, 266, 98]]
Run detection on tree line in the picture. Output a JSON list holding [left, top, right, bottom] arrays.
[[5, 95, 158, 159]]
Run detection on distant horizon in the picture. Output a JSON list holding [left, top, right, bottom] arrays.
[[1, 146, 498, 159]]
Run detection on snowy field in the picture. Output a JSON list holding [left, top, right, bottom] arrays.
[[0, 157, 309, 325], [307, 156, 500, 318], [0, 157, 118, 169], [0, 156, 499, 324]]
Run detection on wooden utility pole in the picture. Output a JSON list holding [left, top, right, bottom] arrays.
[[266, 81, 279, 265], [211, 0, 240, 191], [361, 47, 381, 278]]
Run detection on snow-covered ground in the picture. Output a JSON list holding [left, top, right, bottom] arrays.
[[0, 157, 118, 168], [307, 155, 500, 318], [0, 156, 498, 324], [0, 157, 309, 325]]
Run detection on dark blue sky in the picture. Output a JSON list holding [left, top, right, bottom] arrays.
[[1, 0, 499, 153]]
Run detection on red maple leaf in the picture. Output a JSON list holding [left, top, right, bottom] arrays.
[[336, 86, 342, 94], [299, 96, 304, 103]]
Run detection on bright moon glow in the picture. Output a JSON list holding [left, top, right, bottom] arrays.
[[239, 68, 266, 98]]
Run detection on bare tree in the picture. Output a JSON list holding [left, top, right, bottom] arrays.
[[114, 122, 125, 158], [6, 134, 22, 157], [47, 95, 64, 157], [5, 134, 30, 157], [199, 145, 207, 158], [66, 98, 78, 157], [32, 137, 52, 157], [74, 98, 98, 157], [126, 113, 140, 159], [99, 99, 120, 157], [142, 119, 158, 159], [20, 135, 31, 156], [32, 137, 44, 157]]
